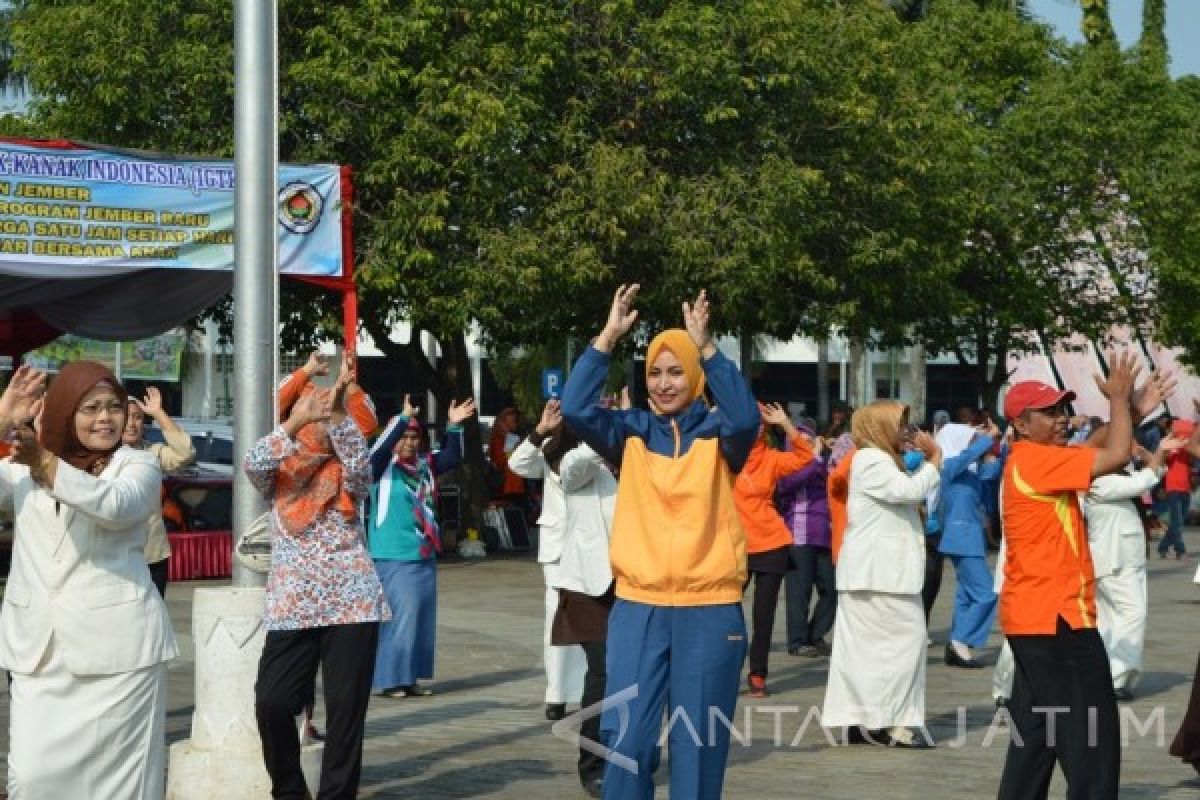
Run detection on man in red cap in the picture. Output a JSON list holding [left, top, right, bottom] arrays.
[[996, 353, 1142, 800], [1159, 418, 1200, 560]]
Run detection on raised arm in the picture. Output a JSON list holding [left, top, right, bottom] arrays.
[[432, 398, 474, 476], [137, 387, 196, 471], [327, 417, 371, 500], [941, 435, 995, 483], [683, 290, 760, 472], [561, 285, 642, 465], [1091, 352, 1138, 477], [49, 452, 160, 530], [558, 444, 609, 493], [370, 414, 409, 481], [855, 449, 940, 505]]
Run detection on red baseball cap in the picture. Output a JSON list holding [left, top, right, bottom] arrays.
[[1003, 381, 1076, 420]]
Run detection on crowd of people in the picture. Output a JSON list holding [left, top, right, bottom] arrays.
[[1, 283, 1199, 799]]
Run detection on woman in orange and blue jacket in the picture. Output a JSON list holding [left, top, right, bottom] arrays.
[[561, 285, 760, 800]]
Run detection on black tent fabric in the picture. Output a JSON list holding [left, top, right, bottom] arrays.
[[0, 269, 231, 341]]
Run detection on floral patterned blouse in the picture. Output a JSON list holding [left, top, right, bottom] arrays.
[[244, 419, 389, 630]]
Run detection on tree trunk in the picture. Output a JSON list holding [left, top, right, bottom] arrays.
[[816, 336, 830, 426], [908, 341, 926, 424]]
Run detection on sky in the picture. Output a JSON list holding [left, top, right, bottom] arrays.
[[1027, 0, 1197, 77]]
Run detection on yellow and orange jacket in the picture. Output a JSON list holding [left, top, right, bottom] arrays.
[[560, 346, 761, 606]]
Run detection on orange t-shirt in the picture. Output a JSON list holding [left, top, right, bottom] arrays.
[[1000, 440, 1097, 635], [733, 434, 814, 555]]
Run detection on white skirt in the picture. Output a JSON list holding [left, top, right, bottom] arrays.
[[8, 637, 168, 799], [822, 590, 926, 730]]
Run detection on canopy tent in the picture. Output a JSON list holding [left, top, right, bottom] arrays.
[[0, 138, 356, 356]]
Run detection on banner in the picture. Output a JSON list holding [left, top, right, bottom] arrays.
[[0, 140, 343, 278], [26, 330, 187, 382]]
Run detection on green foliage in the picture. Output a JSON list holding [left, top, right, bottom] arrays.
[[3, 0, 1197, 391]]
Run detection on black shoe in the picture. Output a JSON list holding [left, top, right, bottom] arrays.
[[1114, 687, 1134, 702], [811, 639, 832, 657], [944, 644, 985, 669], [582, 777, 603, 798], [995, 696, 1008, 709], [845, 726, 888, 746], [545, 703, 567, 721]]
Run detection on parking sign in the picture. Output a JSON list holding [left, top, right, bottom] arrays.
[[541, 368, 564, 399]]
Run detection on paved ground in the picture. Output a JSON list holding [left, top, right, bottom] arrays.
[[3, 531, 1200, 798]]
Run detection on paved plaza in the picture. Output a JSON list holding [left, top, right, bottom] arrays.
[[3, 532, 1199, 799]]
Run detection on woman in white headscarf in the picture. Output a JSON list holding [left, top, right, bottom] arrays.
[[935, 420, 1003, 669]]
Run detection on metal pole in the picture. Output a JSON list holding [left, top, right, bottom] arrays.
[[231, 0, 277, 588]]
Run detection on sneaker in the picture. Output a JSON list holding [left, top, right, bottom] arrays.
[[747, 674, 768, 698], [811, 639, 832, 657], [790, 644, 819, 657], [545, 703, 567, 721]]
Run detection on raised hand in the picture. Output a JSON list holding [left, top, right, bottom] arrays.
[[1094, 351, 1140, 402], [1158, 434, 1187, 455], [401, 393, 419, 419], [303, 351, 330, 377], [1132, 369, 1176, 420], [337, 351, 357, 387], [758, 401, 790, 428], [288, 387, 333, 429], [682, 289, 714, 356], [536, 398, 562, 435], [912, 430, 941, 465], [977, 417, 1001, 440], [140, 386, 165, 417], [447, 397, 477, 426], [596, 284, 640, 352], [0, 365, 47, 429]]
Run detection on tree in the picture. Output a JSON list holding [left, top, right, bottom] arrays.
[[1080, 0, 1116, 47], [898, 1, 1142, 409]]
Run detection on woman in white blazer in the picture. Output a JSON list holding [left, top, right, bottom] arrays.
[[1085, 437, 1180, 701], [0, 362, 178, 799], [507, 398, 586, 720], [823, 400, 940, 749]]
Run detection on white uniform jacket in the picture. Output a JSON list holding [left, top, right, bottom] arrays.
[[0, 446, 179, 676], [1085, 467, 1162, 578], [837, 447, 940, 595], [508, 437, 566, 565], [553, 444, 617, 597]]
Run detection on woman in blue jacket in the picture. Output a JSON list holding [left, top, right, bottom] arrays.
[[935, 421, 1003, 669], [561, 284, 759, 800]]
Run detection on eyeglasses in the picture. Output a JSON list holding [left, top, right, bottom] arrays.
[[77, 400, 126, 418]]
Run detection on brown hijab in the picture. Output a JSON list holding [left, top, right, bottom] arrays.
[[850, 400, 908, 468], [40, 360, 128, 474]]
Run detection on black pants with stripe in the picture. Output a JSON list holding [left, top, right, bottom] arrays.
[[998, 617, 1119, 800]]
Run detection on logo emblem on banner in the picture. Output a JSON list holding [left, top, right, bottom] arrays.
[[277, 182, 324, 234]]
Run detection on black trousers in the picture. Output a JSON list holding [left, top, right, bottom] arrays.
[[921, 534, 944, 623], [784, 544, 837, 649], [255, 622, 379, 800], [148, 558, 169, 598], [578, 639, 608, 785], [746, 571, 785, 678], [998, 618, 1120, 800]]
